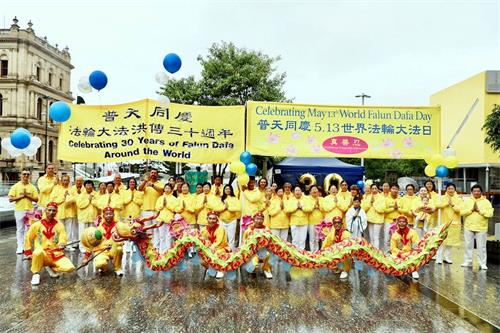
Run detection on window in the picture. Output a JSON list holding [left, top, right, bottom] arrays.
[[0, 60, 7, 77], [0, 93, 3, 116], [36, 66, 41, 81], [48, 140, 54, 163], [36, 98, 43, 120], [59, 77, 63, 90], [48, 72, 53, 86], [36, 146, 41, 162]]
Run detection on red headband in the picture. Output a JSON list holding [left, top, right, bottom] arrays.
[[332, 216, 343, 223], [207, 210, 219, 217], [396, 215, 408, 222], [47, 201, 58, 208], [103, 206, 114, 213], [253, 211, 264, 219]]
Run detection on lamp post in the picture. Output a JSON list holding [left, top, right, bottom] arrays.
[[355, 93, 371, 169], [42, 96, 50, 171]]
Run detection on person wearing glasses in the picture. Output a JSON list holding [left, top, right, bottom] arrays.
[[8, 169, 39, 254]]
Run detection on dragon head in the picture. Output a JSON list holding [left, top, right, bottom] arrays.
[[111, 212, 160, 242]]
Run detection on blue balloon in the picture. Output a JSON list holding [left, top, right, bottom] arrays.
[[89, 70, 108, 91], [436, 165, 449, 178], [49, 101, 71, 122], [163, 53, 182, 74], [11, 128, 31, 149], [356, 180, 365, 189], [246, 163, 258, 176], [240, 151, 252, 165]]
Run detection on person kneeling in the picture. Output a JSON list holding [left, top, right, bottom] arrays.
[[243, 211, 273, 279], [390, 215, 420, 279], [24, 202, 75, 286], [201, 211, 231, 279], [321, 216, 351, 279], [80, 207, 124, 276]]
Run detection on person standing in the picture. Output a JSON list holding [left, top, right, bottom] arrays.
[[219, 184, 241, 251], [96, 182, 124, 220], [411, 187, 435, 238], [36, 164, 58, 212], [75, 180, 98, 252], [435, 183, 463, 264], [361, 184, 385, 250], [50, 175, 78, 251], [268, 187, 290, 241], [383, 183, 403, 252], [155, 184, 179, 252], [284, 185, 313, 249], [460, 185, 494, 270], [307, 185, 324, 252], [176, 182, 197, 227], [195, 182, 225, 227], [121, 178, 144, 252], [8, 169, 39, 254], [400, 184, 420, 228], [210, 175, 223, 198], [346, 196, 367, 238], [138, 168, 164, 249]]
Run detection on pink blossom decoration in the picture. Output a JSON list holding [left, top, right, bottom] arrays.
[[402, 137, 414, 148], [315, 219, 334, 241], [390, 149, 402, 159], [285, 144, 297, 155], [382, 138, 393, 148], [307, 136, 316, 144], [312, 145, 322, 153], [241, 215, 253, 231], [291, 132, 300, 140], [267, 132, 279, 144], [167, 213, 189, 238]]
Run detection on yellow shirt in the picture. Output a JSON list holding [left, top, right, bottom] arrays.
[[322, 229, 351, 249], [142, 181, 164, 211], [428, 191, 439, 227], [461, 196, 494, 232], [50, 185, 77, 219], [210, 185, 223, 198], [337, 191, 352, 214], [8, 181, 39, 211], [307, 195, 324, 225], [411, 198, 436, 228], [384, 196, 404, 223], [24, 219, 67, 256], [200, 224, 230, 253], [361, 193, 386, 224], [95, 192, 123, 219], [284, 196, 313, 226], [399, 195, 420, 226], [195, 193, 225, 226], [390, 228, 419, 257], [268, 197, 290, 229], [434, 193, 462, 226], [155, 194, 179, 223], [36, 175, 57, 207], [219, 196, 241, 223], [176, 193, 197, 224], [122, 189, 144, 219], [75, 191, 98, 223], [242, 188, 264, 217], [321, 195, 344, 221]]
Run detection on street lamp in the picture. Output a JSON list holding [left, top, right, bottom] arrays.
[[355, 93, 371, 106], [41, 96, 51, 171]]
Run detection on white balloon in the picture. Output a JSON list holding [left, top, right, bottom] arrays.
[[158, 95, 170, 108], [31, 136, 42, 149], [1, 137, 13, 150], [7, 147, 23, 157], [79, 76, 90, 85], [23, 145, 38, 157], [443, 147, 456, 157], [78, 81, 92, 94], [155, 71, 169, 85]]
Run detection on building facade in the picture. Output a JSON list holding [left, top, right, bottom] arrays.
[[0, 17, 73, 181]]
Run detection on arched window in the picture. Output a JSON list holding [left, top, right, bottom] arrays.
[[0, 93, 3, 116], [48, 140, 54, 162], [49, 101, 54, 125], [36, 97, 42, 120], [36, 146, 42, 162]]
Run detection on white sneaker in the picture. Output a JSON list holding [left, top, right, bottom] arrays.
[[45, 267, 60, 278], [31, 273, 40, 285], [215, 271, 224, 279], [436, 260, 443, 265], [263, 270, 273, 279], [480, 265, 488, 270], [443, 259, 453, 264], [340, 271, 349, 279], [412, 271, 420, 279], [115, 269, 124, 276], [16, 247, 23, 254], [461, 262, 472, 267]]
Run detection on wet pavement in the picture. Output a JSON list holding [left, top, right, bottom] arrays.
[[0, 227, 498, 333]]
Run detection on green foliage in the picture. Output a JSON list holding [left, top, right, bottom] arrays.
[[482, 104, 500, 154], [159, 76, 201, 105], [338, 158, 426, 181]]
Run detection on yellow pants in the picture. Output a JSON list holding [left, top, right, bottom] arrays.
[[249, 254, 271, 272], [94, 245, 123, 271], [31, 249, 75, 274]]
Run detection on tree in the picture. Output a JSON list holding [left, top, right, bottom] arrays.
[[339, 158, 426, 182], [482, 104, 500, 154], [160, 42, 289, 181]]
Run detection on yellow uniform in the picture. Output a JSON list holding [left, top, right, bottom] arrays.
[[83, 220, 123, 272], [428, 191, 439, 228], [122, 189, 144, 219], [24, 219, 75, 273], [219, 196, 241, 223], [461, 196, 494, 232], [210, 185, 223, 198], [50, 185, 77, 219], [322, 229, 352, 271], [434, 193, 462, 246], [242, 189, 264, 217], [337, 191, 352, 216], [411, 199, 436, 229], [75, 191, 98, 223], [155, 194, 179, 223], [284, 196, 313, 226], [176, 193, 197, 225], [195, 193, 225, 226], [141, 181, 164, 211], [361, 193, 385, 224], [307, 196, 324, 226], [268, 197, 290, 229], [36, 175, 57, 207], [96, 192, 123, 219], [390, 228, 419, 257], [8, 181, 39, 211], [200, 224, 231, 254], [399, 195, 420, 226], [243, 224, 271, 272], [384, 196, 404, 223], [321, 195, 344, 221]]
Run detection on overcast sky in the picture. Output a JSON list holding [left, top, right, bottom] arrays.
[[3, 0, 500, 106]]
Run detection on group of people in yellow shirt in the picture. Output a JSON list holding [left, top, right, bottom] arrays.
[[9, 165, 494, 285]]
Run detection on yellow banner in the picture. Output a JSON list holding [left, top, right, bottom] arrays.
[[58, 99, 244, 163], [246, 101, 440, 159]]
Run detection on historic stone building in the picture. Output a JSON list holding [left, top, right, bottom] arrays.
[[0, 17, 73, 181]]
